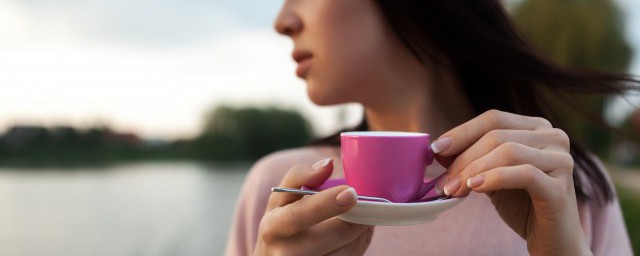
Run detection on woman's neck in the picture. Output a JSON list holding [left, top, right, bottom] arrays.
[[365, 103, 449, 136], [364, 66, 474, 138]]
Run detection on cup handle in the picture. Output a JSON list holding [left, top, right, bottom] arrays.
[[416, 148, 443, 199], [417, 171, 448, 199]]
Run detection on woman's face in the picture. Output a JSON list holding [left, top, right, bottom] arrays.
[[274, 0, 424, 106]]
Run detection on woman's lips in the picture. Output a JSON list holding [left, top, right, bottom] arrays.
[[292, 50, 313, 78], [296, 57, 312, 78]]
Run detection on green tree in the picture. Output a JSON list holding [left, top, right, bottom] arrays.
[[512, 0, 633, 156], [195, 106, 313, 161]]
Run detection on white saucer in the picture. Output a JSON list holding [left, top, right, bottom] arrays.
[[338, 197, 464, 226], [309, 178, 465, 226]]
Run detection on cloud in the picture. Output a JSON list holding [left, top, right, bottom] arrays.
[[0, 2, 35, 43], [0, 27, 360, 138], [0, 0, 361, 139], [1, 0, 281, 46]]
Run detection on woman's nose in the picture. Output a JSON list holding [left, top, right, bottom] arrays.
[[274, 1, 303, 37]]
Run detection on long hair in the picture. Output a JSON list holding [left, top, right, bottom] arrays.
[[312, 0, 640, 203]]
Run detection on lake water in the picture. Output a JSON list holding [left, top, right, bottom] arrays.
[[0, 162, 251, 256]]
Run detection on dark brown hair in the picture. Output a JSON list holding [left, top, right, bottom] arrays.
[[312, 0, 640, 203]]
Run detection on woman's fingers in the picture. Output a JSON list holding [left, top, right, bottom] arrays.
[[257, 158, 366, 256], [466, 165, 557, 201], [444, 143, 573, 197], [434, 109, 553, 157], [324, 226, 375, 256], [268, 158, 334, 209], [437, 129, 570, 190], [431, 110, 571, 197], [260, 218, 370, 256], [288, 220, 371, 255], [446, 129, 569, 173], [262, 185, 358, 239]]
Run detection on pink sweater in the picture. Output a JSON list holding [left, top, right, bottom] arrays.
[[225, 147, 633, 255]]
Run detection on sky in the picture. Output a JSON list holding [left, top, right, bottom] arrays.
[[0, 0, 639, 139]]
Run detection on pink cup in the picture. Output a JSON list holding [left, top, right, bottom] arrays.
[[341, 131, 434, 203]]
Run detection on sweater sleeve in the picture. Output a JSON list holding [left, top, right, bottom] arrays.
[[584, 197, 633, 256], [577, 160, 633, 256]]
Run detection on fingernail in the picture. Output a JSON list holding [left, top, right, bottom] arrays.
[[467, 175, 485, 189], [335, 187, 357, 207], [431, 137, 452, 154], [443, 178, 461, 196], [312, 158, 332, 171], [434, 175, 448, 195]]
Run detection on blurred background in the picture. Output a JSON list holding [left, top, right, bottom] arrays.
[[0, 0, 639, 255]]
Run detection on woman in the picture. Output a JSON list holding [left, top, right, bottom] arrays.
[[226, 0, 635, 255]]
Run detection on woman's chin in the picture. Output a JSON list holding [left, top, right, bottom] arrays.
[[305, 81, 356, 106], [306, 90, 342, 106], [307, 95, 334, 106]]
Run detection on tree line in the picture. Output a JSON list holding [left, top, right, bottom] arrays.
[[0, 106, 314, 167]]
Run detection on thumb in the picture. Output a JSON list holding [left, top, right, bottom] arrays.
[[274, 185, 358, 237], [268, 158, 334, 209]]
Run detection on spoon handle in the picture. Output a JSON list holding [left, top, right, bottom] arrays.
[[271, 187, 392, 203], [271, 187, 319, 196]]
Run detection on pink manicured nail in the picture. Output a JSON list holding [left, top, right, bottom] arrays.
[[431, 137, 452, 154], [434, 174, 449, 195], [312, 158, 332, 171], [443, 178, 461, 196], [467, 175, 485, 188], [335, 187, 357, 207]]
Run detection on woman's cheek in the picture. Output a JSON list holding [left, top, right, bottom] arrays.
[[306, 50, 379, 105]]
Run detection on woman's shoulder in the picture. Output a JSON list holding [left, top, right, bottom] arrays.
[[574, 155, 634, 255], [574, 152, 616, 201], [246, 145, 340, 185]]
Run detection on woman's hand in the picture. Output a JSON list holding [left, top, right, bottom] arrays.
[[254, 159, 374, 256], [433, 109, 592, 256]]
